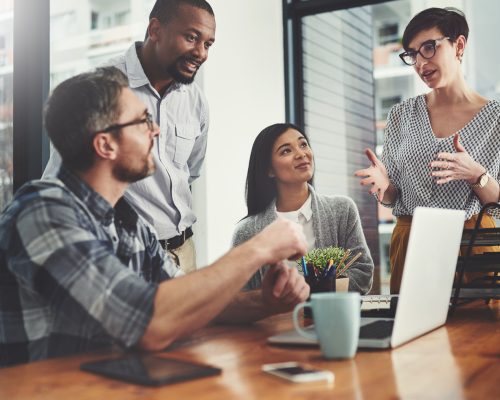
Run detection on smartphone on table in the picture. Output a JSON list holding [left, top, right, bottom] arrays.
[[262, 362, 334, 383]]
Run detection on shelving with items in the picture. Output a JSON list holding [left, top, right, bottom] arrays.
[[453, 203, 500, 307]]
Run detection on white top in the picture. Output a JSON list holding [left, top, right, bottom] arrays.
[[277, 194, 315, 268]]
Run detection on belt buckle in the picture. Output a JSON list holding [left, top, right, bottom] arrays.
[[167, 229, 187, 250]]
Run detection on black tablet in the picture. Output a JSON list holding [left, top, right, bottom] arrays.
[[80, 354, 222, 386]]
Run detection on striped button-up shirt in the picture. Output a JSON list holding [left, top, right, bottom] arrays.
[[43, 42, 209, 240]]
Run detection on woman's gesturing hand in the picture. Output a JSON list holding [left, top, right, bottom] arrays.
[[354, 148, 391, 202], [430, 134, 485, 185]]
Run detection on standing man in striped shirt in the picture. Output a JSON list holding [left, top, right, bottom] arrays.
[[44, 0, 216, 273]]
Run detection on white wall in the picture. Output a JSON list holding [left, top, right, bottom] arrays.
[[192, 0, 286, 265], [466, 0, 500, 100]]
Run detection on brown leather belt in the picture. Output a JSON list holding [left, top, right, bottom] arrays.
[[159, 227, 193, 251]]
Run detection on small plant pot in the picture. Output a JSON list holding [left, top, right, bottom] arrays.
[[303, 268, 349, 318]]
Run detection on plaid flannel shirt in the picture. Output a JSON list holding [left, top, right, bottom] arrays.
[[0, 168, 179, 367]]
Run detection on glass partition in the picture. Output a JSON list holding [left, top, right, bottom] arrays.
[[288, 0, 500, 292], [0, 0, 14, 211], [50, 0, 154, 88]]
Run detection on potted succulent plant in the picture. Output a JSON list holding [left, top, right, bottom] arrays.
[[297, 246, 362, 293]]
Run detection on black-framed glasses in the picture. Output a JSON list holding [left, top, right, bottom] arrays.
[[399, 37, 450, 66], [101, 112, 154, 133]]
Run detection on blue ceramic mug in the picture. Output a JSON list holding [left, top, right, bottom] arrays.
[[293, 292, 360, 359]]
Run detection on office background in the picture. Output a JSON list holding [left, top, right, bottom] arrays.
[[1, 0, 499, 293]]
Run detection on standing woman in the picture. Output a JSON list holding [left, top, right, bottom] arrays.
[[233, 123, 374, 294], [355, 7, 500, 294]]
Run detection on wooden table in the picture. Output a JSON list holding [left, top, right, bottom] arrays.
[[1, 301, 498, 399]]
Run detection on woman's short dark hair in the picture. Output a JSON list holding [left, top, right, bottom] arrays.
[[44, 67, 129, 172], [245, 123, 313, 217], [402, 7, 469, 51]]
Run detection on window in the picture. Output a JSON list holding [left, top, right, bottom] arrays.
[[114, 10, 131, 27], [288, 4, 381, 291], [0, 36, 6, 66], [91, 11, 99, 30], [51, 0, 146, 90], [0, 2, 13, 210], [285, 0, 500, 293], [380, 95, 401, 121], [377, 22, 399, 45], [51, 11, 77, 42]]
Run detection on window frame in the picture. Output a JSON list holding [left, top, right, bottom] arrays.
[[282, 0, 397, 294], [282, 0, 394, 126], [13, 0, 50, 191]]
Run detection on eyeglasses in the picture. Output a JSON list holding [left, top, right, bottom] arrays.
[[399, 37, 450, 66], [101, 112, 155, 133]]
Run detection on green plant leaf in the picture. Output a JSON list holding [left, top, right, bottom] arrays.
[[296, 246, 361, 278]]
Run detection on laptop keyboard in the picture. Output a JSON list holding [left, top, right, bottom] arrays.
[[361, 295, 398, 319], [359, 320, 394, 339]]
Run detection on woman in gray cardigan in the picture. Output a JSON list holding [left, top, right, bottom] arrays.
[[232, 123, 373, 294]]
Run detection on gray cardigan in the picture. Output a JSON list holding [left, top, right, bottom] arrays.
[[232, 186, 374, 294]]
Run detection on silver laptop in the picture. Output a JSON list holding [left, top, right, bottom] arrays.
[[268, 207, 465, 349]]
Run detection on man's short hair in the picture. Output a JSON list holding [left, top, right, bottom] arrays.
[[149, 0, 214, 25], [44, 67, 129, 172]]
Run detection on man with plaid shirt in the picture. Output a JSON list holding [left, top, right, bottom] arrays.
[[0, 67, 310, 367]]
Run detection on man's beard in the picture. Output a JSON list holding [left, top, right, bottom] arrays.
[[166, 58, 199, 84], [113, 155, 155, 183]]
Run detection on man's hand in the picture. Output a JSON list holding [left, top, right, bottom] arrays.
[[252, 217, 308, 265], [261, 262, 310, 314]]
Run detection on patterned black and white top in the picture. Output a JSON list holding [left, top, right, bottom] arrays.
[[381, 94, 500, 219]]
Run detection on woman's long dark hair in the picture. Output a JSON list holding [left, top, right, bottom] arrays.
[[244, 123, 313, 217]]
